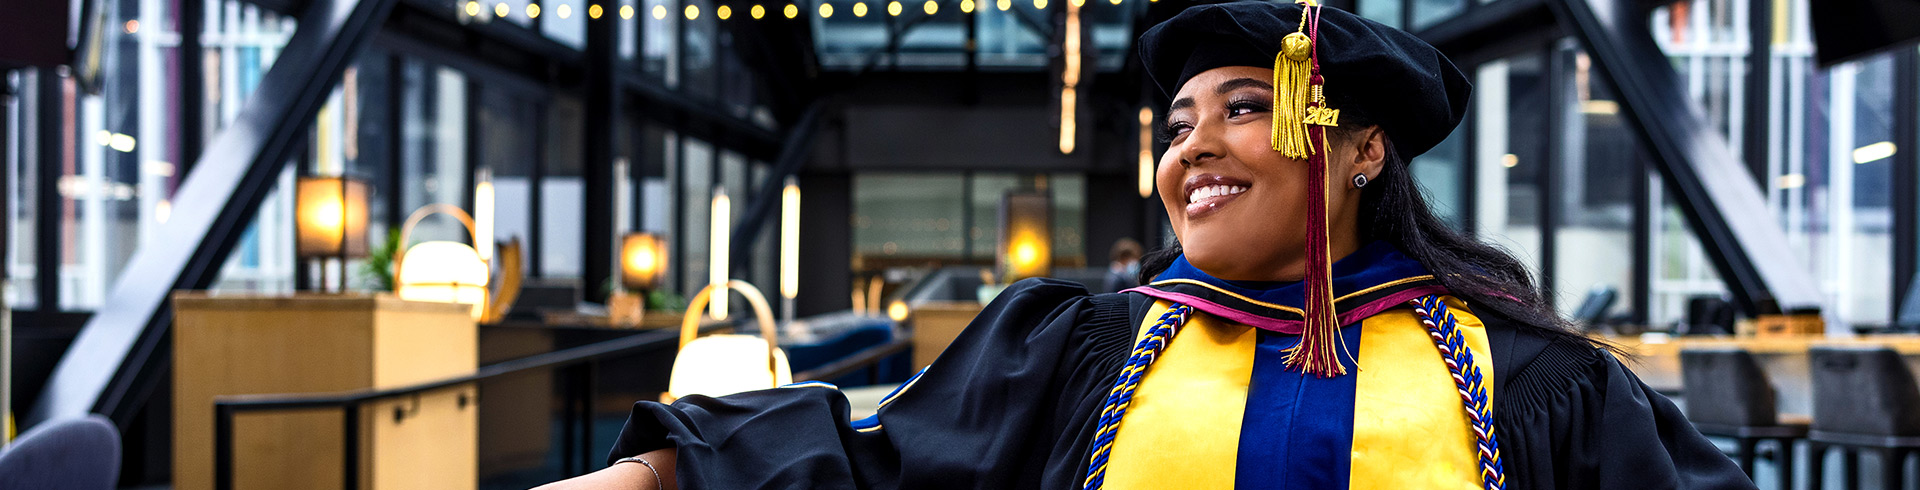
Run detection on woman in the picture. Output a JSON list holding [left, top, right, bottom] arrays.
[[543, 2, 1751, 489]]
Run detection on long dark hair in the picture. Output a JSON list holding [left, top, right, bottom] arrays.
[[1139, 120, 1587, 342]]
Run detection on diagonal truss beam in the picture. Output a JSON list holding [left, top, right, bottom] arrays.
[[1546, 0, 1823, 315]]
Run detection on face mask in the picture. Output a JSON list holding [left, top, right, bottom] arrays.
[[1124, 262, 1140, 277]]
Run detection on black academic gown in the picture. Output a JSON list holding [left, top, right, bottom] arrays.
[[608, 278, 1755, 489]]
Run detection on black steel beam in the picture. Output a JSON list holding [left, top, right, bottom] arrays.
[[1547, 0, 1823, 314], [1892, 51, 1919, 321], [1539, 40, 1565, 302], [33, 69, 59, 312], [181, 0, 205, 175], [27, 0, 401, 426], [584, 0, 620, 304], [1740, 0, 1770, 185]]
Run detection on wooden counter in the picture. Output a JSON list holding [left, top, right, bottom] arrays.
[[907, 302, 985, 370], [173, 293, 477, 490]]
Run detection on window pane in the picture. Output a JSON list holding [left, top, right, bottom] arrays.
[[1552, 47, 1638, 316], [854, 173, 966, 272], [1649, 176, 1729, 327], [8, 69, 39, 308], [542, 0, 587, 49], [681, 0, 716, 98], [970, 173, 1022, 261], [1411, 0, 1464, 30], [1771, 54, 1895, 326], [1357, 0, 1403, 28], [480, 86, 539, 276], [1649, 0, 1751, 158], [680, 137, 712, 294], [642, 0, 680, 86], [1473, 52, 1547, 276], [399, 62, 469, 244], [542, 95, 585, 278], [1412, 109, 1468, 229], [1049, 173, 1085, 267]]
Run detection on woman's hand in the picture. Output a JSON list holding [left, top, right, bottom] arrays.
[[532, 448, 677, 490]]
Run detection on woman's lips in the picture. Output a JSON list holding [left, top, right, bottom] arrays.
[[1185, 184, 1248, 219]]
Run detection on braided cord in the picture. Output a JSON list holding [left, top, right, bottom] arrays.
[[1082, 303, 1193, 490], [1410, 295, 1506, 490]]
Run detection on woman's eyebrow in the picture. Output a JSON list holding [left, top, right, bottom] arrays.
[[1216, 77, 1273, 95], [1170, 97, 1196, 111]]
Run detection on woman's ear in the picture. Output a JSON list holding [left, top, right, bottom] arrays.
[[1351, 126, 1388, 181]]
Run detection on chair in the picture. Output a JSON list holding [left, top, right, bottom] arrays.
[[1683, 297, 1736, 336], [1571, 284, 1618, 331], [1807, 347, 1920, 490], [1682, 348, 1805, 490], [0, 415, 121, 490]]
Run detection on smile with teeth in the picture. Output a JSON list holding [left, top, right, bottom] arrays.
[[1188, 184, 1247, 203]]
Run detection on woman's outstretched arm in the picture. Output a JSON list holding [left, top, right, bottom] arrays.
[[533, 448, 677, 490]]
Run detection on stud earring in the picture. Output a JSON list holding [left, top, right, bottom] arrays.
[[1352, 173, 1369, 188]]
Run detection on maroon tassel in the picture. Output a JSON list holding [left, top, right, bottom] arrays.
[[1279, 7, 1348, 377]]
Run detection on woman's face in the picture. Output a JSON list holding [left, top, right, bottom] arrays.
[[1156, 66, 1384, 282]]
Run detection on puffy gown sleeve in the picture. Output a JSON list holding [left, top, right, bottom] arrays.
[[605, 278, 1141, 490], [1496, 337, 1757, 490]]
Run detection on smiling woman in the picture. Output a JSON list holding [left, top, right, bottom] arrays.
[[536, 2, 1752, 490]]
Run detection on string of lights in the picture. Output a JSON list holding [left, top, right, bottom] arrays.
[[455, 0, 1150, 21]]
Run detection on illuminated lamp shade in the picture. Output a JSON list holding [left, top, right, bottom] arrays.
[[997, 191, 1052, 281], [294, 177, 370, 258], [395, 204, 491, 319], [667, 280, 790, 400], [621, 232, 669, 291]]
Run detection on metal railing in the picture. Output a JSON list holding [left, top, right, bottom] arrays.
[[210, 323, 910, 490]]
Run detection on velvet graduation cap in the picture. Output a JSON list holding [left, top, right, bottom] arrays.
[[1137, 0, 1471, 377]]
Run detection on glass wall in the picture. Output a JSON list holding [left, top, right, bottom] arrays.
[[1551, 46, 1638, 317], [5, 70, 36, 308], [679, 136, 712, 295], [854, 173, 967, 268], [1474, 51, 1547, 275], [855, 172, 1087, 273], [542, 96, 586, 279], [480, 85, 539, 276]]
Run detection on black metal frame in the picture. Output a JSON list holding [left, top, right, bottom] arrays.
[[32, 68, 58, 312], [1893, 50, 1919, 322]]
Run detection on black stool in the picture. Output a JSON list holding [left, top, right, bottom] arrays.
[[1808, 346, 1920, 490], [1682, 347, 1806, 489]]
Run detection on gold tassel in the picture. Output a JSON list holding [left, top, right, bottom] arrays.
[[1271, 32, 1314, 159]]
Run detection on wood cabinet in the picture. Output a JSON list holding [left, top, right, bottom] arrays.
[[172, 293, 477, 490]]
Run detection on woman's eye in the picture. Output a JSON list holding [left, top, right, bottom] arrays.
[[1227, 102, 1267, 118], [1155, 122, 1190, 143]]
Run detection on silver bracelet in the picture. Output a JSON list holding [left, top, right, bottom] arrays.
[[613, 455, 662, 490]]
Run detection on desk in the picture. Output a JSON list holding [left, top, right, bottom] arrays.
[[173, 293, 476, 490], [1610, 335, 1920, 416]]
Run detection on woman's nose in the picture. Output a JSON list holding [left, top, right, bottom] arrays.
[[1177, 123, 1223, 167]]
